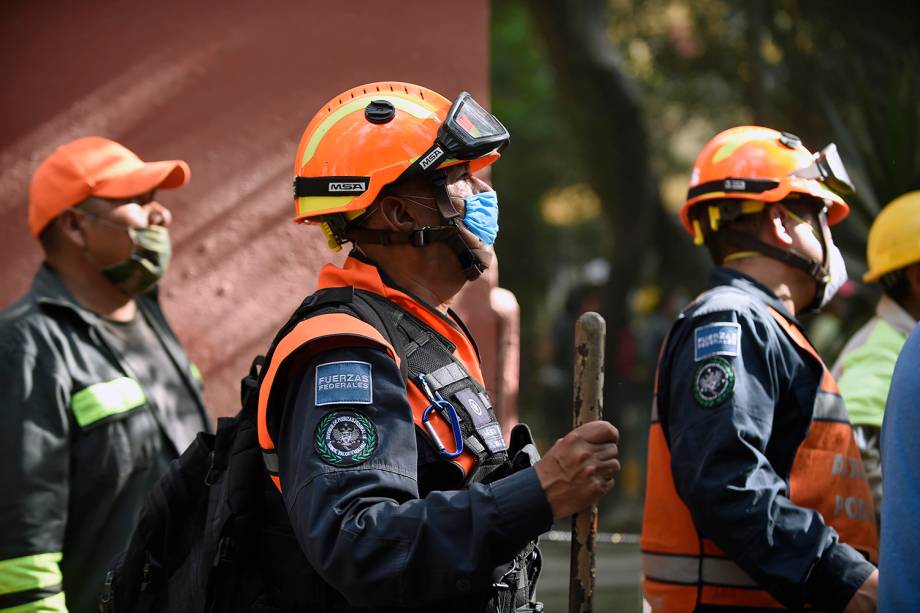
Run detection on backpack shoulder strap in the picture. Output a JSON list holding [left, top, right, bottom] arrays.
[[270, 286, 358, 352], [349, 290, 409, 385], [250, 285, 364, 398], [256, 288, 404, 451]]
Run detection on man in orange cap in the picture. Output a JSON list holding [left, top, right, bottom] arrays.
[[641, 126, 878, 612], [0, 137, 210, 613]]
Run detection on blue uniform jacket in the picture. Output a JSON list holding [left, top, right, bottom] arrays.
[[657, 267, 875, 610], [880, 322, 920, 611], [275, 340, 552, 608]]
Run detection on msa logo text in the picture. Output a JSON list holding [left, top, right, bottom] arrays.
[[418, 147, 444, 170], [329, 182, 366, 192], [724, 179, 747, 191]]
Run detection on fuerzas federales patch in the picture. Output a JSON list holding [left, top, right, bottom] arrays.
[[694, 322, 741, 362], [315, 361, 373, 406]]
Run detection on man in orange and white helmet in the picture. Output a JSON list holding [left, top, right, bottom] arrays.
[[640, 126, 879, 612], [252, 82, 621, 612]]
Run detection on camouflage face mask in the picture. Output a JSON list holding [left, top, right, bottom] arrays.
[[100, 225, 172, 296]]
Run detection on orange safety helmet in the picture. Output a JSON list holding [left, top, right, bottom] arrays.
[[293, 82, 502, 249], [680, 126, 851, 245]]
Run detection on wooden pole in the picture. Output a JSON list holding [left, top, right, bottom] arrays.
[[569, 311, 606, 613]]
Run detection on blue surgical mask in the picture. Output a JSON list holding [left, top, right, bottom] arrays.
[[462, 190, 499, 245]]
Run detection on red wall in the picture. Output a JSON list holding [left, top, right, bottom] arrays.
[[0, 0, 490, 416]]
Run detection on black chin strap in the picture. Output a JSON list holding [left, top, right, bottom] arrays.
[[720, 228, 830, 286], [343, 172, 488, 281], [345, 225, 458, 247]]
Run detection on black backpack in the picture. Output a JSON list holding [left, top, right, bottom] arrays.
[[99, 352, 273, 612], [100, 288, 380, 613]]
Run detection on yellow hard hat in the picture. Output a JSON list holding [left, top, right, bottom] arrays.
[[864, 190, 920, 282]]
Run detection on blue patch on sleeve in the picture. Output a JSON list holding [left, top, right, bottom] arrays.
[[694, 322, 741, 361], [315, 361, 373, 406]]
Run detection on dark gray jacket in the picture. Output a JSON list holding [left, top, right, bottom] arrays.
[[0, 265, 210, 613]]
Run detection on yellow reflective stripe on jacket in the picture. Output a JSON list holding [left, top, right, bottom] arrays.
[[189, 362, 203, 386], [0, 592, 66, 612], [70, 377, 146, 427], [0, 553, 62, 597], [0, 553, 64, 611]]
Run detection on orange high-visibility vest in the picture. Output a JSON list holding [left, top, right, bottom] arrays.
[[257, 257, 486, 492], [641, 306, 878, 612]]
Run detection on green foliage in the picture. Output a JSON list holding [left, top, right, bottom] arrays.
[[491, 0, 613, 439], [767, 0, 920, 254], [492, 0, 920, 520]]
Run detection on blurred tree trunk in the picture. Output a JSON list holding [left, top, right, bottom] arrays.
[[745, 0, 769, 124], [525, 0, 704, 418]]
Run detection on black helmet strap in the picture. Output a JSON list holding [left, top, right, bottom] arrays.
[[343, 172, 488, 281]]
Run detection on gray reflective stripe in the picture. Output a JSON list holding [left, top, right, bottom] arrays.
[[702, 557, 758, 587], [262, 451, 279, 473], [642, 552, 697, 584], [425, 363, 466, 391], [70, 377, 146, 427], [642, 553, 758, 588], [651, 396, 659, 421], [813, 391, 850, 421]]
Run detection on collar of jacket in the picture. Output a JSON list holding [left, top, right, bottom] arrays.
[[876, 294, 916, 337], [708, 266, 802, 323], [31, 263, 107, 328], [316, 251, 485, 387], [30, 263, 164, 327], [30, 263, 210, 443]]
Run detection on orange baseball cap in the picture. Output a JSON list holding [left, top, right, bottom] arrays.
[[28, 136, 191, 237]]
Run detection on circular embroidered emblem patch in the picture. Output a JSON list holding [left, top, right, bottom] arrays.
[[693, 357, 735, 407], [314, 410, 378, 467]]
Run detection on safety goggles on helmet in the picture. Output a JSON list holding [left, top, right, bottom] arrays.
[[395, 91, 510, 183], [788, 143, 854, 197]]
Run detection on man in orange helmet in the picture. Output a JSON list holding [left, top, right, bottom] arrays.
[[252, 82, 620, 612], [640, 126, 879, 612]]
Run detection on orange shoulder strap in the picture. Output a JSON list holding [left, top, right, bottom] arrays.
[[257, 312, 399, 451], [766, 306, 839, 393]]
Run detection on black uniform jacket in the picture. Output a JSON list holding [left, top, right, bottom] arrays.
[[0, 265, 209, 613]]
